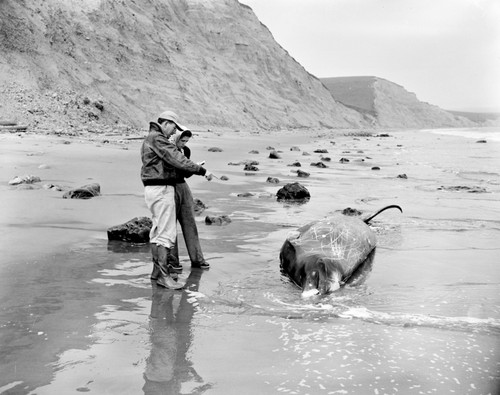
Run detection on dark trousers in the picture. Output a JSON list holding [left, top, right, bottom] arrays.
[[173, 182, 206, 266]]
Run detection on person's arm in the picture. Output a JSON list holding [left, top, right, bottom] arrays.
[[151, 135, 206, 176]]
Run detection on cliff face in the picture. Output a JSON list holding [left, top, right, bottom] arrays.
[[321, 76, 476, 129], [0, 0, 366, 132]]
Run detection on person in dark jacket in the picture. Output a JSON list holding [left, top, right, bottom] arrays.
[[170, 130, 210, 270], [141, 110, 212, 289]]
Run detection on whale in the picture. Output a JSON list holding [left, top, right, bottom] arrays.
[[279, 205, 402, 297]]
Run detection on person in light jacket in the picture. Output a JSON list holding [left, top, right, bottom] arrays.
[[141, 110, 212, 289]]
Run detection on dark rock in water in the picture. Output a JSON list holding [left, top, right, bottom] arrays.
[[63, 183, 101, 199], [397, 174, 408, 179], [266, 146, 275, 150], [269, 151, 281, 159], [476, 140, 487, 143], [314, 149, 328, 153], [205, 215, 232, 225], [237, 192, 254, 197], [220, 175, 229, 181], [244, 164, 259, 171], [249, 150, 259, 154], [287, 161, 301, 167], [311, 162, 327, 168], [107, 216, 152, 243], [297, 170, 310, 178], [438, 185, 487, 193], [321, 157, 331, 162], [208, 147, 223, 152], [371, 166, 380, 171], [290, 146, 301, 151], [276, 182, 310, 201], [8, 174, 41, 185], [266, 177, 280, 183], [302, 152, 311, 156], [377, 133, 391, 137], [341, 207, 362, 216], [339, 158, 350, 163], [194, 198, 207, 214]]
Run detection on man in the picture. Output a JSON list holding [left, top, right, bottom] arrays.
[[141, 110, 212, 289]]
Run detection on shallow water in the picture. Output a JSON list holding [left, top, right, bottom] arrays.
[[1, 128, 499, 394]]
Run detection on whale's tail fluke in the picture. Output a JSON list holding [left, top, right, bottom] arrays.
[[363, 205, 403, 224]]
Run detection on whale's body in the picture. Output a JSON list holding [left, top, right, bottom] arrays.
[[280, 205, 402, 297]]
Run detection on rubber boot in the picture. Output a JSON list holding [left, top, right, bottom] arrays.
[[150, 243, 161, 281], [156, 245, 184, 290]]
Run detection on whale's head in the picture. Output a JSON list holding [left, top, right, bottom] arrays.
[[301, 258, 342, 298]]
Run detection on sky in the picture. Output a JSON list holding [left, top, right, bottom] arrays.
[[240, 0, 500, 112]]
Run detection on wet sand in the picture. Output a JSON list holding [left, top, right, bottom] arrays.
[[1, 127, 499, 394]]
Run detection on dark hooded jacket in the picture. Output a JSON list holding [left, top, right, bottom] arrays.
[[141, 122, 206, 186]]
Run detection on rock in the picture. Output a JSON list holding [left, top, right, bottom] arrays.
[[266, 146, 275, 150], [8, 175, 41, 185], [43, 183, 64, 191], [244, 164, 259, 171], [194, 198, 207, 214], [341, 207, 362, 216], [314, 149, 328, 153], [476, 140, 487, 143], [205, 215, 232, 225], [397, 174, 408, 179], [107, 217, 152, 243], [297, 170, 310, 178], [437, 185, 487, 193], [339, 158, 350, 163], [311, 162, 327, 168], [249, 150, 259, 154], [269, 151, 281, 159], [320, 157, 331, 162], [228, 161, 242, 166], [276, 182, 310, 201], [38, 164, 50, 169], [290, 146, 301, 151], [220, 175, 229, 181], [244, 160, 259, 166], [208, 147, 223, 152], [237, 192, 254, 197], [377, 133, 391, 137], [62, 183, 101, 199], [287, 161, 301, 167], [302, 151, 311, 156], [371, 166, 381, 171], [266, 177, 280, 183]]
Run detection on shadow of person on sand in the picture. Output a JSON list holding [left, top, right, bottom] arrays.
[[142, 268, 213, 394]]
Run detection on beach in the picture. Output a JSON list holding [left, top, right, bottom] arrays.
[[1, 127, 499, 395]]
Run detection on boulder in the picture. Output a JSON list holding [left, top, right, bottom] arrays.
[[8, 175, 41, 185], [107, 217, 152, 243], [314, 149, 328, 153], [244, 164, 259, 171], [194, 198, 207, 214], [276, 182, 310, 201], [266, 177, 280, 183], [63, 183, 101, 199], [297, 170, 310, 178], [205, 215, 232, 225], [287, 161, 301, 167], [269, 151, 281, 159], [311, 162, 327, 168]]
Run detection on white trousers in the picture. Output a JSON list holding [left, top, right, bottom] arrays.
[[144, 185, 176, 248]]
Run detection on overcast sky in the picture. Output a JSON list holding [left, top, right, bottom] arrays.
[[240, 0, 500, 112]]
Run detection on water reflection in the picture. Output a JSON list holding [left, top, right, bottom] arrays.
[[143, 269, 212, 394]]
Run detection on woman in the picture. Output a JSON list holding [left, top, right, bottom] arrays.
[[171, 130, 210, 270]]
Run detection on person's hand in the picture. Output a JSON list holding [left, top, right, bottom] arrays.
[[205, 172, 213, 181]]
